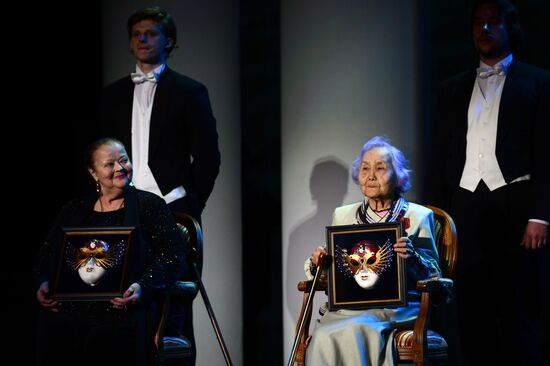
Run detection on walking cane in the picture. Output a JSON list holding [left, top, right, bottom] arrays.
[[287, 253, 328, 366], [192, 253, 234, 366]]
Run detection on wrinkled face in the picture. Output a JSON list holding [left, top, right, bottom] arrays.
[[130, 20, 173, 65], [358, 147, 395, 200], [88, 143, 132, 196], [77, 257, 107, 286], [353, 268, 380, 289], [472, 4, 511, 61]]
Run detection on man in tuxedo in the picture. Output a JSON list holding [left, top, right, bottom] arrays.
[[101, 6, 220, 223], [428, 1, 549, 364], [101, 6, 221, 364]]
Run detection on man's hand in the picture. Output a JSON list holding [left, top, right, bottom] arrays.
[[521, 221, 548, 250]]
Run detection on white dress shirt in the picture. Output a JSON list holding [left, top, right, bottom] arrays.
[[131, 63, 186, 204], [460, 54, 514, 192], [460, 54, 547, 225]]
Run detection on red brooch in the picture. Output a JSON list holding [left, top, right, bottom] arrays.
[[400, 217, 410, 236]]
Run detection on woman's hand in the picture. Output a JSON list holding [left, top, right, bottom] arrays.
[[311, 246, 326, 267], [111, 283, 141, 310], [36, 281, 59, 312], [393, 236, 415, 259]]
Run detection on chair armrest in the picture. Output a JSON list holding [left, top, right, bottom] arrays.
[[417, 277, 453, 308], [416, 277, 453, 292], [294, 279, 327, 366], [297, 279, 327, 293], [409, 278, 453, 360], [164, 281, 199, 296]]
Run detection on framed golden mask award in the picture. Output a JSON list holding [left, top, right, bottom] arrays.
[[51, 227, 134, 301], [326, 222, 407, 310]]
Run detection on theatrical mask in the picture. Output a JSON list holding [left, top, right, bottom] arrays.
[[65, 238, 125, 286], [336, 239, 393, 289]]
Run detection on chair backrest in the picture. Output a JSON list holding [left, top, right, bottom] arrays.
[[154, 212, 203, 360], [425, 205, 457, 279], [173, 211, 203, 277]]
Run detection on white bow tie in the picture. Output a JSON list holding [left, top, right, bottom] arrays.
[[131, 72, 157, 84], [478, 66, 506, 79]]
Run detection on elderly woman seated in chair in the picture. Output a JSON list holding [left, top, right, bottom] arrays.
[[305, 136, 441, 365]]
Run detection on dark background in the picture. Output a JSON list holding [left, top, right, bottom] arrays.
[[11, 1, 549, 364]]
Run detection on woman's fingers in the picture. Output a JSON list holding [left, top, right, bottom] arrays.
[[311, 246, 326, 266], [110, 297, 131, 310], [393, 237, 413, 258], [37, 281, 59, 310], [111, 283, 141, 310]]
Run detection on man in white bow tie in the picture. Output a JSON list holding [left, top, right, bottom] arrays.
[[427, 1, 549, 365], [100, 6, 221, 365]]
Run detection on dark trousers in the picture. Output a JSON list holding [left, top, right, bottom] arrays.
[[36, 308, 139, 366], [450, 180, 542, 366]]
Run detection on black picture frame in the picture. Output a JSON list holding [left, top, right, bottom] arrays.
[[326, 222, 407, 310], [51, 226, 134, 301]]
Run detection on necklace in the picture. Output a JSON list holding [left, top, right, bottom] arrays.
[[98, 196, 125, 212]]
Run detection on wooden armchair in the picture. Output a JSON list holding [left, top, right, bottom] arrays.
[[291, 205, 457, 366]]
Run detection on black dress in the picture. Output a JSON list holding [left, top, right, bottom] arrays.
[[34, 186, 186, 366]]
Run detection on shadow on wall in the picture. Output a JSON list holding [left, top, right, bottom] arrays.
[[286, 157, 349, 325]]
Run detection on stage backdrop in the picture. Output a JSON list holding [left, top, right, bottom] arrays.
[[101, 1, 242, 365], [281, 0, 423, 358]]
